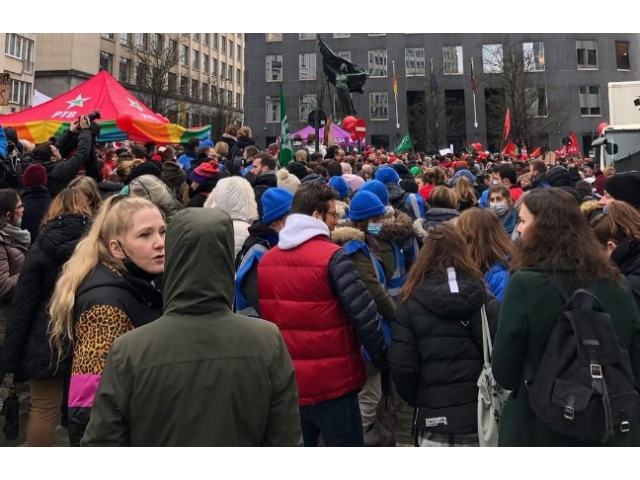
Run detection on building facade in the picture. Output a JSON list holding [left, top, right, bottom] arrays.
[[34, 33, 244, 129], [245, 33, 640, 154], [0, 33, 37, 115]]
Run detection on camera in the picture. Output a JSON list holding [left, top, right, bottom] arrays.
[[86, 110, 101, 122]]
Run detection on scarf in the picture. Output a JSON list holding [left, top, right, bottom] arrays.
[[2, 223, 31, 248]]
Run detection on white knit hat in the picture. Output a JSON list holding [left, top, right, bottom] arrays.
[[277, 169, 301, 194]]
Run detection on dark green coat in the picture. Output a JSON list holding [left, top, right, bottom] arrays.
[[492, 265, 640, 447], [81, 208, 302, 447]]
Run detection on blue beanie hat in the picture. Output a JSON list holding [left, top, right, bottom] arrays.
[[359, 180, 389, 206], [374, 166, 400, 185], [328, 176, 351, 200], [349, 191, 386, 221], [201, 138, 215, 148], [262, 188, 294, 225]]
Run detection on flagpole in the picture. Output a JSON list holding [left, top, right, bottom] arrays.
[[471, 57, 478, 142], [392, 60, 400, 150]]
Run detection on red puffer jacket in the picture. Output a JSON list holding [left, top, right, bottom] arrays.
[[259, 237, 366, 405]]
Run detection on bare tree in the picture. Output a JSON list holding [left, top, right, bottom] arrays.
[[189, 77, 242, 140]]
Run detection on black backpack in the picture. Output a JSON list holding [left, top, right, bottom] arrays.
[[0, 152, 21, 190], [528, 280, 640, 443]]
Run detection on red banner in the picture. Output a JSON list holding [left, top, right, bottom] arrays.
[[558, 132, 581, 157]]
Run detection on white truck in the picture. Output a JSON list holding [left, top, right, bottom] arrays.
[[592, 81, 640, 172]]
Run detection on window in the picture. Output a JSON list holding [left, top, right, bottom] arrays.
[[136, 64, 148, 86], [180, 76, 188, 96], [192, 50, 199, 69], [169, 40, 178, 63], [211, 85, 218, 103], [101, 33, 114, 40], [616, 41, 631, 70], [299, 94, 315, 122], [9, 79, 31, 107], [266, 96, 280, 123], [152, 34, 163, 51], [443, 46, 463, 75], [576, 40, 598, 69], [119, 57, 132, 83], [192, 79, 199, 99], [120, 33, 132, 46], [299, 33, 315, 40], [266, 55, 283, 82], [203, 33, 210, 45], [370, 92, 389, 120], [333, 33, 351, 38], [527, 87, 548, 117], [523, 41, 545, 71], [227, 90, 232, 105], [180, 45, 188, 65], [236, 68, 241, 85], [579, 86, 601, 116], [4, 34, 34, 62], [229, 40, 234, 58], [236, 93, 241, 109], [368, 49, 388, 77], [338, 51, 351, 61], [405, 48, 425, 76], [203, 54, 209, 73], [221, 61, 226, 79], [213, 34, 218, 49], [237, 45, 242, 62], [368, 33, 386, 36], [168, 73, 177, 94], [212, 58, 218, 76], [266, 34, 282, 42], [228, 65, 234, 83], [482, 44, 503, 73], [99, 51, 113, 73], [202, 83, 209, 102], [22, 40, 34, 72], [299, 53, 317, 80], [221, 36, 226, 54], [193, 33, 200, 42], [137, 33, 148, 51]]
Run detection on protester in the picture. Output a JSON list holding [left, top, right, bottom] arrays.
[[20, 164, 52, 244], [176, 138, 201, 171], [414, 186, 459, 238], [68, 176, 103, 215], [599, 172, 640, 209], [454, 176, 478, 211], [128, 175, 183, 223], [487, 184, 518, 236], [187, 160, 225, 208], [497, 164, 523, 202], [251, 153, 278, 215], [276, 169, 301, 194]]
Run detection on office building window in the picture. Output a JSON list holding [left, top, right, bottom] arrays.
[[202, 83, 209, 102], [221, 61, 226, 79], [527, 88, 548, 117], [101, 33, 114, 40], [168, 73, 177, 94], [482, 44, 503, 73], [237, 68, 241, 85], [180, 76, 188, 96], [203, 54, 209, 73], [220, 88, 226, 104], [213, 34, 218, 49], [616, 41, 631, 70], [370, 92, 389, 120], [119, 57, 132, 83], [120, 33, 132, 46], [299, 94, 315, 122], [180, 44, 188, 65], [169, 40, 178, 63], [405, 48, 425, 76], [203, 33, 210, 45], [299, 33, 315, 40], [266, 96, 280, 123], [192, 50, 199, 70], [136, 64, 148, 87], [368, 49, 388, 77], [193, 33, 200, 42], [237, 45, 242, 62], [236, 93, 241, 109], [576, 40, 598, 69], [523, 41, 545, 71], [266, 34, 282, 42], [9, 79, 32, 106], [333, 33, 351, 38], [443, 46, 463, 75], [99, 51, 113, 73], [137, 33, 148, 51], [266, 55, 283, 82], [228, 65, 233, 82], [299, 53, 317, 80], [5, 34, 34, 63], [221, 36, 227, 54], [338, 51, 351, 61], [229, 40, 234, 58], [579, 86, 601, 116], [191, 79, 199, 99], [212, 58, 218, 76], [152, 34, 162, 51], [211, 85, 218, 102], [227, 90, 232, 105]]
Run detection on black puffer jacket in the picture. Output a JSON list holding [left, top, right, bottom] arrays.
[[611, 239, 640, 311], [389, 269, 499, 435], [3, 214, 91, 379]]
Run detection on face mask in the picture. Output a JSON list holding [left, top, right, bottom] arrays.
[[490, 203, 509, 216], [367, 223, 383, 236], [117, 241, 157, 282]]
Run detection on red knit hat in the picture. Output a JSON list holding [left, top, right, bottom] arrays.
[[22, 164, 48, 189]]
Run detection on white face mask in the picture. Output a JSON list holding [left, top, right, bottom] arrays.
[[490, 203, 509, 215]]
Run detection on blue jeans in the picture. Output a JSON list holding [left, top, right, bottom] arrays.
[[299, 392, 364, 447]]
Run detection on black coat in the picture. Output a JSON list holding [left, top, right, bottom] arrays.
[[228, 136, 256, 164], [611, 239, 640, 312], [3, 214, 91, 379], [21, 185, 52, 245], [253, 173, 277, 216], [47, 130, 95, 197], [389, 270, 499, 434]]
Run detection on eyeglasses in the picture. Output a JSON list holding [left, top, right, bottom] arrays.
[[326, 210, 339, 220]]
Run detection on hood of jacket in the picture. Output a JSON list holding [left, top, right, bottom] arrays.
[[163, 208, 234, 316], [207, 176, 258, 224], [278, 213, 330, 250], [331, 225, 365, 245], [412, 269, 486, 320], [236, 136, 255, 149], [21, 185, 51, 199], [386, 183, 406, 203], [413, 209, 460, 238], [378, 211, 414, 243], [39, 213, 91, 263]]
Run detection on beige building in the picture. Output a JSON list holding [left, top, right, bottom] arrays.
[[0, 33, 37, 115], [35, 33, 244, 128]]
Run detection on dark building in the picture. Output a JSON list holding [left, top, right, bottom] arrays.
[[245, 33, 640, 154]]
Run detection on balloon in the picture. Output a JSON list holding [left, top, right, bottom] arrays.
[[476, 143, 482, 151], [470, 143, 477, 151], [116, 112, 133, 132], [343, 116, 357, 132], [350, 132, 358, 141], [598, 122, 610, 135]]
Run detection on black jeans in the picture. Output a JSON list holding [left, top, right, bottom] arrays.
[[299, 392, 363, 447]]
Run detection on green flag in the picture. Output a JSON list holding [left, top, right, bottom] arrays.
[[278, 84, 293, 167], [397, 133, 412, 153]]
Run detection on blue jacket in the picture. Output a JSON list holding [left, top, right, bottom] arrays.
[[502, 209, 518, 236], [479, 188, 489, 208], [485, 262, 510, 303], [0, 125, 7, 158]]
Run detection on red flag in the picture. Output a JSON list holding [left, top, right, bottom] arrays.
[[529, 146, 542, 157], [558, 132, 582, 157], [502, 142, 518, 157], [503, 109, 511, 142]]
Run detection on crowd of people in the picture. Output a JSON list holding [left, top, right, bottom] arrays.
[[1, 116, 640, 447]]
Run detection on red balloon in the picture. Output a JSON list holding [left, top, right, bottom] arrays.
[[598, 122, 610, 135], [116, 112, 133, 132], [349, 132, 358, 141], [476, 143, 482, 151], [343, 116, 357, 132]]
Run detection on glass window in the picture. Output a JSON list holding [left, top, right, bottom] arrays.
[[333, 33, 351, 38], [228, 65, 233, 83], [266, 55, 283, 82], [221, 36, 227, 54], [299, 33, 315, 40], [237, 68, 241, 85], [193, 33, 200, 42], [405, 48, 425, 76], [137, 64, 148, 87], [203, 33, 210, 45], [120, 33, 132, 46], [101, 33, 114, 40], [338, 51, 351, 61], [220, 88, 225, 103], [227, 91, 232, 105], [616, 41, 631, 70], [202, 83, 209, 102], [203, 54, 209, 73], [168, 73, 177, 94], [266, 96, 280, 123], [368, 49, 388, 77], [192, 49, 199, 70], [213, 34, 218, 49], [368, 33, 386, 36], [527, 87, 548, 117], [191, 79, 199, 99], [212, 58, 218, 76], [576, 40, 598, 69], [180, 76, 188, 96], [299, 94, 316, 122], [482, 44, 503, 73], [236, 93, 241, 108], [523, 41, 545, 71], [237, 45, 242, 62], [229, 40, 234, 58], [99, 51, 113, 73], [266, 34, 282, 42], [369, 92, 389, 120], [443, 46, 463, 75], [169, 40, 178, 63], [221, 61, 226, 79], [152, 34, 163, 51], [180, 45, 188, 65], [137, 33, 148, 51], [119, 57, 132, 83], [579, 86, 601, 116], [299, 53, 317, 80], [9, 79, 32, 107], [211, 85, 218, 102]]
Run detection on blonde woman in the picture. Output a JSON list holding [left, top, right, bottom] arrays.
[[68, 176, 103, 214], [49, 195, 165, 446], [454, 176, 478, 211]]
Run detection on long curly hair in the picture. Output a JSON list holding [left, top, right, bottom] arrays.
[[511, 189, 619, 286]]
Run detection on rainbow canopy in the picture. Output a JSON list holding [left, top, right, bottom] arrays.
[[0, 70, 210, 144]]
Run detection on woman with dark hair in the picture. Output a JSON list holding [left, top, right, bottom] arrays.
[[389, 222, 499, 447], [492, 188, 640, 447], [458, 208, 514, 302]]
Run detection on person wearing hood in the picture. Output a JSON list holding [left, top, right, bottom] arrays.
[[251, 153, 278, 215], [20, 165, 52, 244], [599, 172, 640, 210], [258, 183, 387, 447], [389, 222, 499, 447], [328, 176, 351, 220], [375, 166, 425, 222], [176, 138, 201, 171], [81, 207, 302, 447], [48, 196, 165, 446], [235, 187, 293, 318], [217, 124, 238, 153], [204, 176, 259, 256], [187, 160, 226, 208], [2, 189, 92, 446], [487, 184, 518, 237], [414, 186, 460, 240], [228, 126, 256, 169]]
